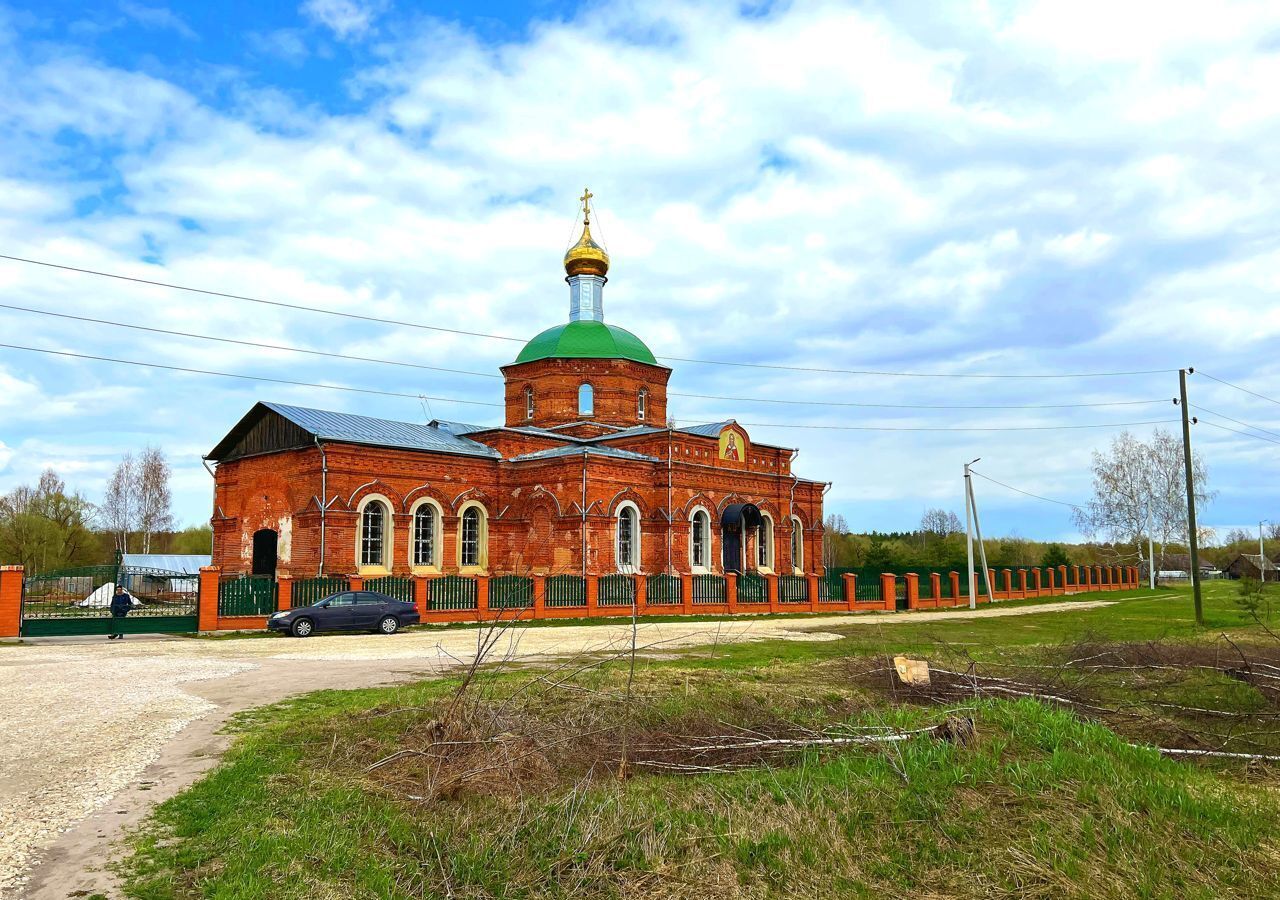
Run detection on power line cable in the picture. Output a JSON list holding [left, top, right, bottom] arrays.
[[1196, 370, 1280, 408], [675, 417, 1181, 433], [1191, 404, 1280, 441], [0, 253, 1178, 380], [0, 341, 1183, 433], [1198, 419, 1280, 447], [0, 343, 503, 408], [968, 469, 1083, 509], [0, 302, 504, 379], [0, 301, 1172, 411]]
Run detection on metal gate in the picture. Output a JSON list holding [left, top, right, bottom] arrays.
[[20, 563, 200, 637]]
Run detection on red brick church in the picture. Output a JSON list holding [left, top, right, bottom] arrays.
[[207, 194, 828, 579]]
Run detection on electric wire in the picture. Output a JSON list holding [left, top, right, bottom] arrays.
[[0, 302, 1172, 410], [0, 343, 504, 408], [1190, 405, 1280, 441], [0, 302, 504, 379], [0, 341, 1183, 433], [1198, 419, 1280, 447], [968, 469, 1083, 509], [1196, 370, 1280, 408], [0, 253, 1178, 380]]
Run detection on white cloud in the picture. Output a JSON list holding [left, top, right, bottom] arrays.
[[300, 0, 385, 40], [119, 2, 197, 40], [1043, 229, 1113, 265]]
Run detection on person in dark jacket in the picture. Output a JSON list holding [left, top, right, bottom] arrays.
[[108, 585, 133, 640]]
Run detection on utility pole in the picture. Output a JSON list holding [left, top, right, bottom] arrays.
[[1147, 502, 1156, 590], [1178, 368, 1203, 625], [1261, 520, 1270, 584], [965, 459, 978, 609], [966, 462, 994, 604]]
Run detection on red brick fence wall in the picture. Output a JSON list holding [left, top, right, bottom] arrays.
[[0, 564, 1140, 637]]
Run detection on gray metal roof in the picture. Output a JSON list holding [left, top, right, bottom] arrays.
[[675, 420, 735, 437], [262, 403, 501, 458], [509, 445, 659, 464], [428, 419, 492, 436], [121, 554, 211, 573]]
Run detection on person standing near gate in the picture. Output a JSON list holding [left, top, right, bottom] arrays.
[[108, 584, 133, 640]]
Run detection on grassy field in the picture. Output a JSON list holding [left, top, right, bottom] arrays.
[[123, 582, 1280, 899]]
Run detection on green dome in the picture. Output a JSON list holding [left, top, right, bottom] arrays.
[[514, 320, 658, 365]]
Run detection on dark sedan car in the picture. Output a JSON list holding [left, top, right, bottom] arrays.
[[267, 590, 420, 637]]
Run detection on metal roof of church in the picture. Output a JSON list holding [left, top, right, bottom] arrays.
[[674, 421, 736, 437], [207, 403, 502, 460], [509, 445, 659, 463]]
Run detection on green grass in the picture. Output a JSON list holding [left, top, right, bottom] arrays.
[[122, 582, 1280, 899]]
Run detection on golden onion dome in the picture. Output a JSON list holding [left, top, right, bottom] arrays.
[[564, 188, 610, 277]]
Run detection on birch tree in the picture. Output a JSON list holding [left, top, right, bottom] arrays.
[[101, 453, 136, 554], [1074, 428, 1212, 569], [136, 446, 173, 553]]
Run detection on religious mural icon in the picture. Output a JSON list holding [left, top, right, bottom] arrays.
[[719, 425, 747, 462]]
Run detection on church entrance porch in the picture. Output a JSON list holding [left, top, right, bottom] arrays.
[[719, 503, 763, 575]]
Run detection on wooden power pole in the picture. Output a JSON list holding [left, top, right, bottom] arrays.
[[1178, 368, 1203, 625]]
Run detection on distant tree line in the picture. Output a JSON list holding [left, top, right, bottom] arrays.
[[0, 446, 211, 573]]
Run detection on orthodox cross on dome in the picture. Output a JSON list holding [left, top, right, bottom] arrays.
[[579, 187, 594, 224], [564, 189, 610, 322]]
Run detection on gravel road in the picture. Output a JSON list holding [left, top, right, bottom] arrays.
[[0, 600, 1110, 898]]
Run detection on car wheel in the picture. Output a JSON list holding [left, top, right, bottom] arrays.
[[291, 617, 314, 638], [377, 615, 399, 635]]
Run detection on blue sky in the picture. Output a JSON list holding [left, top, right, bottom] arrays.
[[1, 0, 1279, 542]]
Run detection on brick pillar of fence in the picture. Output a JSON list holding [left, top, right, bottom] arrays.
[[474, 575, 488, 620], [532, 574, 546, 619], [949, 572, 961, 606], [806, 574, 820, 612], [1132, 565, 1139, 587], [843, 573, 857, 611], [766, 574, 780, 613], [1058, 565, 1068, 594], [1093, 566, 1102, 590], [904, 573, 920, 609], [586, 574, 599, 616], [635, 574, 647, 614], [880, 573, 897, 611], [413, 575, 429, 619], [987, 569, 997, 601], [198, 566, 220, 633], [1016, 569, 1028, 598], [349, 575, 364, 591], [276, 575, 292, 613], [1031, 569, 1042, 597], [0, 565, 23, 639], [681, 574, 695, 615], [929, 573, 942, 608], [725, 573, 738, 613], [1000, 569, 1011, 598]]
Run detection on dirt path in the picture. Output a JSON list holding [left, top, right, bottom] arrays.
[[2, 600, 1111, 898]]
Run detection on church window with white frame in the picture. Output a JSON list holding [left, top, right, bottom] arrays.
[[690, 508, 711, 570], [411, 501, 440, 568], [358, 498, 391, 570], [616, 502, 640, 571]]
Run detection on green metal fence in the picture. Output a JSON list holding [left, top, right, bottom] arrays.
[[218, 575, 276, 617], [692, 574, 725, 604], [646, 573, 682, 605], [916, 573, 934, 600], [366, 575, 414, 604], [818, 573, 844, 602], [779, 575, 808, 603], [430, 576, 477, 611], [21, 563, 201, 636], [490, 575, 534, 609], [545, 574, 586, 608], [855, 577, 882, 602], [598, 574, 635, 607], [292, 576, 349, 608], [737, 572, 767, 603]]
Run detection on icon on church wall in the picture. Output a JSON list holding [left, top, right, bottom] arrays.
[[719, 426, 747, 462]]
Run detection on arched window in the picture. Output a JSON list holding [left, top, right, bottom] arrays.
[[578, 383, 594, 417], [690, 508, 711, 570], [789, 516, 804, 574], [757, 514, 774, 571], [358, 499, 390, 569], [638, 388, 648, 421], [410, 501, 440, 569], [459, 503, 488, 569], [525, 387, 534, 421], [616, 503, 640, 571]]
